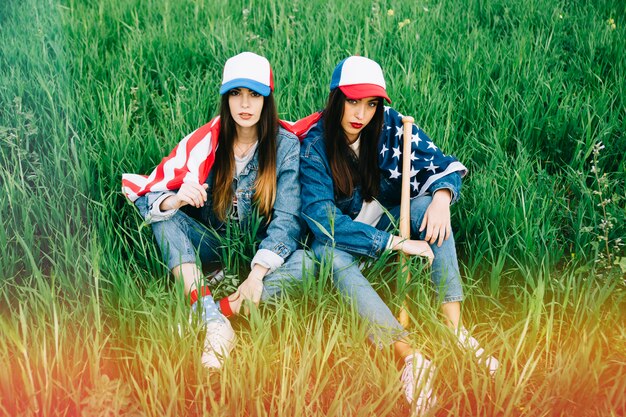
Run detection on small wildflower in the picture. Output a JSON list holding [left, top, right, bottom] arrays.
[[398, 18, 411, 29], [607, 18, 616, 30], [593, 141, 605, 155], [387, 9, 394, 16], [242, 8, 250, 19], [559, 14, 563, 19], [415, 33, 421, 41], [423, 6, 429, 12]]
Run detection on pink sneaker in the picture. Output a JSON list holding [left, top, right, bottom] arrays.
[[457, 327, 499, 375], [401, 353, 437, 414]]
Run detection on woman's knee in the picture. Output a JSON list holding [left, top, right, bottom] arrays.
[[429, 232, 463, 301], [150, 213, 197, 269], [409, 196, 433, 236], [430, 230, 457, 257], [134, 195, 149, 217]]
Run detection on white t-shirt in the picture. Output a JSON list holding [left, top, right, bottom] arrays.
[[234, 141, 258, 177]]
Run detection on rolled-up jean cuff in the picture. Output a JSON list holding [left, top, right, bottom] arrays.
[[442, 295, 464, 304], [387, 330, 410, 348], [168, 255, 197, 271], [371, 328, 410, 349]]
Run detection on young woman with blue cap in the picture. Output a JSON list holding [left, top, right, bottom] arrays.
[[123, 52, 311, 369], [298, 56, 499, 413]]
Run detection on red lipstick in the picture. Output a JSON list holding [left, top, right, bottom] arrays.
[[350, 122, 363, 129]]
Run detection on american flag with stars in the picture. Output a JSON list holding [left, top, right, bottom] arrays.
[[121, 107, 463, 203], [378, 106, 467, 198]]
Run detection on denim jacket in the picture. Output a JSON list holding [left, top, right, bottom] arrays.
[[299, 117, 462, 259], [136, 127, 303, 269]]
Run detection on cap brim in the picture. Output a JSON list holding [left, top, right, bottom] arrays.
[[339, 84, 391, 103], [220, 79, 271, 96]]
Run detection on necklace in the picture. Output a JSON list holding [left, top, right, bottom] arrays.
[[234, 139, 258, 158]]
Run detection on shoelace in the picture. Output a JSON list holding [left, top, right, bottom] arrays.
[[401, 355, 434, 406], [457, 329, 499, 375]]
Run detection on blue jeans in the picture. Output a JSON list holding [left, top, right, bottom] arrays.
[[312, 240, 408, 347], [376, 195, 464, 304], [312, 195, 463, 346], [149, 209, 312, 302]]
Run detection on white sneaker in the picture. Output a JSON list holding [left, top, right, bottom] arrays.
[[401, 353, 436, 414], [201, 317, 236, 369], [457, 328, 499, 375]]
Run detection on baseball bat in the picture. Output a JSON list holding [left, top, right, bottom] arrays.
[[397, 116, 414, 328]]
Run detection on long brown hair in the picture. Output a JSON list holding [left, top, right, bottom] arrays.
[[323, 89, 384, 201], [212, 92, 279, 221]]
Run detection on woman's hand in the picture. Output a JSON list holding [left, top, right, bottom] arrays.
[[419, 189, 452, 247], [227, 265, 268, 315], [389, 236, 434, 265], [160, 182, 209, 210]]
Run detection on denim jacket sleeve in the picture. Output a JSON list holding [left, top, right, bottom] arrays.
[[257, 132, 302, 261], [300, 136, 391, 258], [427, 171, 463, 204]]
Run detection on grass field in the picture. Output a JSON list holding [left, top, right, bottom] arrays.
[[1, 0, 625, 415]]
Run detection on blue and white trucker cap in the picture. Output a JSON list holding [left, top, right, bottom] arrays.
[[220, 52, 274, 97]]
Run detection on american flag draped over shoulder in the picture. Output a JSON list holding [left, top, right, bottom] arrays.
[[279, 112, 322, 140], [379, 106, 467, 198], [121, 113, 323, 202], [121, 117, 221, 202]]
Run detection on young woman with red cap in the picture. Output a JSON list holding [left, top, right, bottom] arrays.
[[123, 52, 312, 369], [299, 56, 499, 412]]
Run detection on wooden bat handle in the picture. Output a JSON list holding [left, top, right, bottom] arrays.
[[398, 116, 414, 328], [399, 116, 414, 240]]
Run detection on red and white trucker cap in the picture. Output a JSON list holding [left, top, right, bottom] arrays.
[[329, 56, 391, 103], [220, 52, 274, 97]]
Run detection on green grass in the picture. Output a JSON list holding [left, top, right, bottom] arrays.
[[1, 0, 625, 415]]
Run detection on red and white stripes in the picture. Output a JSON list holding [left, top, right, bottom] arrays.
[[122, 113, 322, 202], [122, 117, 221, 202]]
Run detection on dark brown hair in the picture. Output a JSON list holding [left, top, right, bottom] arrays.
[[323, 89, 384, 201], [212, 91, 278, 221]]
